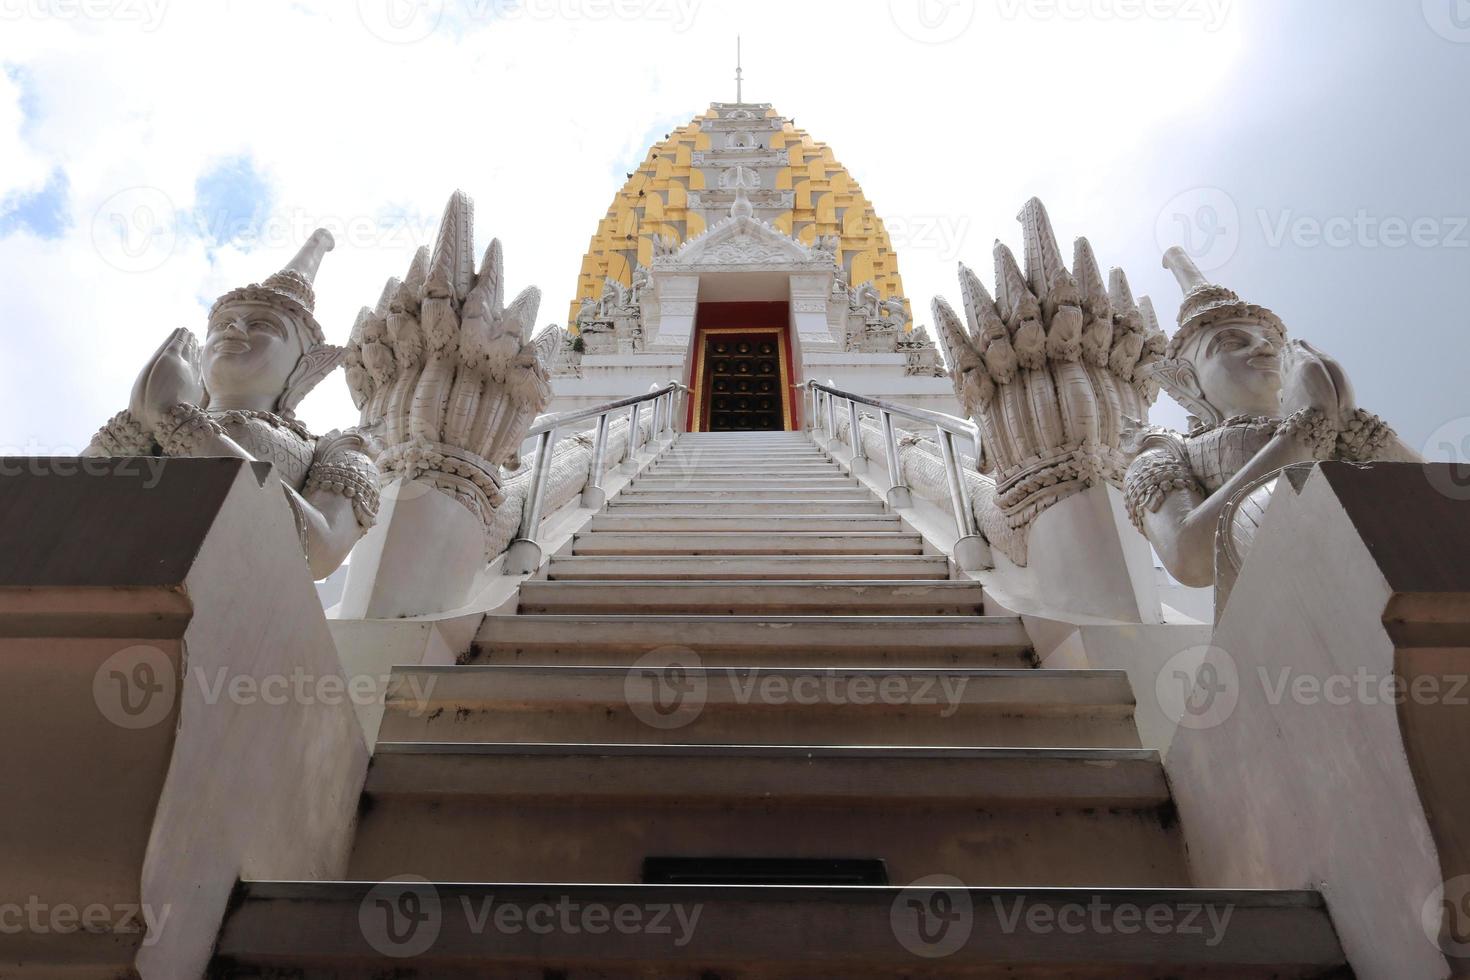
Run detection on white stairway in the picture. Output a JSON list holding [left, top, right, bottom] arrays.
[[211, 432, 1349, 978]]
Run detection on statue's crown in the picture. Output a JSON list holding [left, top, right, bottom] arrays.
[[1161, 246, 1285, 360], [210, 228, 336, 351]]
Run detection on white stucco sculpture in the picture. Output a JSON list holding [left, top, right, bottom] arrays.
[[343, 190, 563, 555], [1121, 246, 1420, 587], [86, 229, 379, 578], [932, 198, 1167, 559]]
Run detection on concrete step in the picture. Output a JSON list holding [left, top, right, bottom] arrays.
[[516, 580, 987, 616], [658, 450, 830, 459], [615, 488, 872, 502], [658, 446, 823, 455], [469, 614, 1031, 665], [545, 555, 949, 584], [629, 482, 862, 495], [648, 462, 840, 472], [605, 499, 887, 515], [644, 470, 845, 481], [366, 743, 1166, 806], [346, 744, 1186, 885], [660, 443, 827, 451], [643, 464, 840, 470], [569, 531, 925, 556], [647, 461, 840, 468], [587, 514, 903, 533], [644, 474, 847, 483], [664, 440, 817, 449], [378, 665, 1141, 748], [213, 881, 1347, 979], [677, 434, 813, 441], [632, 477, 859, 489]]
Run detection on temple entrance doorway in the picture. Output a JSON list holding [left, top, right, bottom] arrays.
[[688, 301, 795, 431]]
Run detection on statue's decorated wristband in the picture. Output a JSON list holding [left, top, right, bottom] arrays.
[[304, 460, 382, 530], [1336, 409, 1396, 461], [1276, 408, 1338, 460], [1121, 448, 1202, 532], [90, 410, 155, 456], [156, 403, 227, 457]]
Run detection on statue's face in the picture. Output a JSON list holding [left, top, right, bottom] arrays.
[[1192, 318, 1283, 417], [202, 300, 302, 407]]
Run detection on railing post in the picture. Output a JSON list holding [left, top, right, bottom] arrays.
[[848, 398, 865, 465], [937, 426, 989, 572], [624, 401, 642, 468], [582, 412, 611, 509], [880, 410, 912, 509], [505, 426, 557, 574]]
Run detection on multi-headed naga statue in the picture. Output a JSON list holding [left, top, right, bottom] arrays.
[[1122, 247, 1420, 587], [343, 190, 563, 559], [86, 230, 378, 578], [932, 198, 1168, 563]]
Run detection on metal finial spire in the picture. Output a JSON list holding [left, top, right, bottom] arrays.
[[735, 36, 743, 103]]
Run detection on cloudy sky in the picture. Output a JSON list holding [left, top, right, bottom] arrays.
[[2, 0, 1466, 455]]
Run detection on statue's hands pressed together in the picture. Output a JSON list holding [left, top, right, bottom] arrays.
[[130, 328, 205, 436], [1279, 340, 1354, 424], [88, 228, 383, 579], [1121, 246, 1417, 588]]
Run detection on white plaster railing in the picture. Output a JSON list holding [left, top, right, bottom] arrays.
[[798, 379, 988, 572], [504, 381, 689, 573]]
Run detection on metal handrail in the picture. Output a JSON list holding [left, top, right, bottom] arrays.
[[506, 381, 688, 574], [797, 380, 978, 441], [524, 383, 685, 437], [797, 379, 983, 550]]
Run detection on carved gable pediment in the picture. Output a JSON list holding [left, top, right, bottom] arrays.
[[660, 215, 819, 272]]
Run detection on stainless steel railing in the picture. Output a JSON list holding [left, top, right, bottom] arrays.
[[504, 381, 688, 573], [797, 379, 986, 567]]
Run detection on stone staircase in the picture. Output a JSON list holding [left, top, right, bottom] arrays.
[[210, 431, 1350, 977]]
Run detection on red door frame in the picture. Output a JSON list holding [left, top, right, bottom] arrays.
[[686, 301, 799, 431]]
